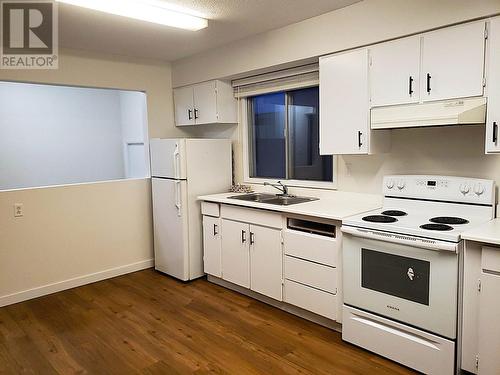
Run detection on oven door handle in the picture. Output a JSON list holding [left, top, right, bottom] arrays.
[[341, 226, 458, 252]]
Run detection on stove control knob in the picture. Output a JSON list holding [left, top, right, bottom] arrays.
[[386, 179, 395, 189], [397, 180, 406, 190], [473, 183, 485, 196], [460, 183, 470, 195]]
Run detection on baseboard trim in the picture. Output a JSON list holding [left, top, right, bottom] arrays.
[[207, 275, 342, 333], [0, 259, 154, 307]]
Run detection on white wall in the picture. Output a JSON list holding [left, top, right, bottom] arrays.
[[172, 0, 500, 87], [0, 49, 180, 306], [172, 0, 500, 197], [0, 82, 128, 190]]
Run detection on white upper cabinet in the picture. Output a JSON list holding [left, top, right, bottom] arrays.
[[320, 49, 389, 155], [173, 80, 237, 127], [174, 86, 195, 126], [421, 21, 486, 102], [485, 17, 500, 153], [320, 49, 369, 155], [193, 81, 218, 124], [370, 36, 421, 107]]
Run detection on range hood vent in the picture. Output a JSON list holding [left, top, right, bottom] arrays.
[[371, 97, 487, 130]]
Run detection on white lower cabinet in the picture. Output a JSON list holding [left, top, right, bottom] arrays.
[[477, 272, 500, 374], [204, 205, 283, 300], [220, 219, 251, 288], [249, 224, 283, 300], [462, 244, 500, 374], [282, 223, 341, 321], [202, 206, 341, 320], [202, 216, 222, 277]]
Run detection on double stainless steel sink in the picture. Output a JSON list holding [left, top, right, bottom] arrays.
[[228, 193, 318, 206]]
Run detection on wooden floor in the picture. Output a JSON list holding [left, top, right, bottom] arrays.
[[0, 270, 416, 374]]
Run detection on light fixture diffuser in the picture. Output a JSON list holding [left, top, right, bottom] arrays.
[[56, 0, 208, 31]]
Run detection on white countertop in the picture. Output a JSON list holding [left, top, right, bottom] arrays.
[[462, 218, 500, 246], [198, 191, 383, 221]]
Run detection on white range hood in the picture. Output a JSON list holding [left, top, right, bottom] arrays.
[[371, 97, 487, 130]]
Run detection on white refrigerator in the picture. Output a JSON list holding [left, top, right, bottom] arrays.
[[150, 138, 232, 281]]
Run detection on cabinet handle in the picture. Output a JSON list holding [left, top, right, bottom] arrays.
[[358, 131, 363, 148], [408, 76, 414, 96], [250, 232, 255, 245], [188, 109, 193, 120], [426, 73, 431, 94], [213, 224, 218, 236], [194, 109, 199, 119], [493, 121, 498, 144], [241, 230, 246, 243]]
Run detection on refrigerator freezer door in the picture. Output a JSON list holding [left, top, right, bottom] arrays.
[[152, 177, 189, 280], [150, 138, 187, 179]]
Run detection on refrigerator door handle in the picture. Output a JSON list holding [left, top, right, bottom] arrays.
[[174, 180, 182, 217], [173, 144, 181, 179]]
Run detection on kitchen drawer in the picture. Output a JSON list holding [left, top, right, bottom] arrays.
[[482, 246, 500, 273], [284, 256, 337, 294], [283, 230, 338, 266], [284, 279, 336, 320], [221, 205, 282, 229], [201, 202, 220, 217], [343, 306, 455, 375]]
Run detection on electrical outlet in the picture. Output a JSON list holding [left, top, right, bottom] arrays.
[[14, 203, 23, 217]]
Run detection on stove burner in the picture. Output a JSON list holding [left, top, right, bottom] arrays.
[[430, 216, 469, 225], [362, 215, 398, 223], [420, 223, 454, 231], [381, 210, 407, 217]]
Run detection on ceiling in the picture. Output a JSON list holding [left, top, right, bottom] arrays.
[[58, 0, 361, 62]]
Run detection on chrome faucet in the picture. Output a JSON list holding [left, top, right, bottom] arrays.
[[264, 181, 290, 196]]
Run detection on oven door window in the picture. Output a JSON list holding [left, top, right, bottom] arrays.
[[361, 249, 430, 305]]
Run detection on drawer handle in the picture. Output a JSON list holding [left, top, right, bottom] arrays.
[[250, 232, 255, 245], [241, 230, 246, 243], [213, 224, 218, 236]]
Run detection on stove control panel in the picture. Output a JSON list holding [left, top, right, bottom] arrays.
[[383, 175, 495, 205]]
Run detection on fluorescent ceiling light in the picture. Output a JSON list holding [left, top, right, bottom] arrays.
[[56, 0, 208, 31]]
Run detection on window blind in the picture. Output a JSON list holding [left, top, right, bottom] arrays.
[[232, 63, 319, 98]]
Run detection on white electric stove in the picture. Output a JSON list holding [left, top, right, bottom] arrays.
[[341, 175, 495, 375]]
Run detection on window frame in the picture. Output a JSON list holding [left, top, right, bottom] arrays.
[[241, 88, 338, 190]]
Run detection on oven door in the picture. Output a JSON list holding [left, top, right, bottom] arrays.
[[343, 233, 459, 339]]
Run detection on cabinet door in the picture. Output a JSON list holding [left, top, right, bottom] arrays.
[[370, 36, 421, 107], [319, 49, 369, 155], [221, 219, 250, 288], [193, 81, 218, 124], [477, 272, 500, 374], [202, 216, 222, 277], [174, 86, 195, 126], [422, 22, 486, 102], [486, 18, 500, 153], [249, 225, 282, 300]]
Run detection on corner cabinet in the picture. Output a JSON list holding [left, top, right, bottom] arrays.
[[319, 49, 389, 155], [173, 80, 237, 126], [462, 243, 500, 374]]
